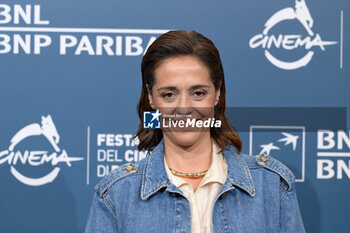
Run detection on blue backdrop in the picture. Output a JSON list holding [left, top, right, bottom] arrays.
[[0, 0, 349, 232]]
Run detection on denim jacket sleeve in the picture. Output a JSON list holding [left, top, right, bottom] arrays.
[[85, 192, 118, 233], [85, 163, 139, 233], [279, 178, 306, 233]]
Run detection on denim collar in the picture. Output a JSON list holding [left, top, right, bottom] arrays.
[[141, 139, 256, 200]]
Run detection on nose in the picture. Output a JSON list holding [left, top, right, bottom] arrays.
[[176, 93, 193, 116]]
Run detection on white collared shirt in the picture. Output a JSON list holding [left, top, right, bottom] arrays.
[[164, 141, 228, 233]]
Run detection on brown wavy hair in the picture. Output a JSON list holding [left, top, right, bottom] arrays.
[[134, 30, 242, 154]]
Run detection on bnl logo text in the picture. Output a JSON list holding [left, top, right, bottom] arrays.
[[317, 130, 350, 179], [143, 110, 161, 129]]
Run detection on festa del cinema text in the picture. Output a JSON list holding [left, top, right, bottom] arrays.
[[0, 4, 157, 55], [96, 134, 147, 177]]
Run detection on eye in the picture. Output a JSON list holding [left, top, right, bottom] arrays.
[[161, 92, 175, 101], [192, 90, 207, 99]]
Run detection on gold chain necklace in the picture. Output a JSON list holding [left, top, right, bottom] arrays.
[[169, 167, 208, 178]]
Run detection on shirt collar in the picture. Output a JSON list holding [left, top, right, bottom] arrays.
[[202, 141, 227, 185], [141, 139, 255, 200]]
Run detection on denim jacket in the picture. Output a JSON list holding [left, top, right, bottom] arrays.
[[85, 141, 306, 233]]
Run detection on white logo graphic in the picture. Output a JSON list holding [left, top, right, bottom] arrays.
[[150, 110, 162, 123], [0, 115, 84, 186], [250, 125, 305, 182], [249, 0, 337, 70], [143, 110, 222, 129], [143, 110, 161, 129], [278, 132, 299, 151], [260, 142, 280, 155]]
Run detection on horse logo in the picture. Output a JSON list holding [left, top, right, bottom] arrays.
[[264, 0, 314, 36], [9, 115, 60, 152]]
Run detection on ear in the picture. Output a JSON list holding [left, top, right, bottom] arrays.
[[214, 83, 221, 106], [146, 85, 155, 109]]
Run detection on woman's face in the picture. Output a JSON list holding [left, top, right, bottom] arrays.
[[148, 55, 220, 147]]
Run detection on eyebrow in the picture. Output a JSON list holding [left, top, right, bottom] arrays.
[[156, 85, 210, 92]]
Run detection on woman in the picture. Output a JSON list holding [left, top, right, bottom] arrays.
[[85, 30, 305, 233]]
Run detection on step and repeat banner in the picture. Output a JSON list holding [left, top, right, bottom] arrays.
[[0, 0, 349, 232]]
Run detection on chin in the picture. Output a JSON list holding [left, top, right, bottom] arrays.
[[163, 130, 210, 147]]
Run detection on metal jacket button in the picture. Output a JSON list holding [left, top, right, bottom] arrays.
[[261, 156, 270, 163]]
